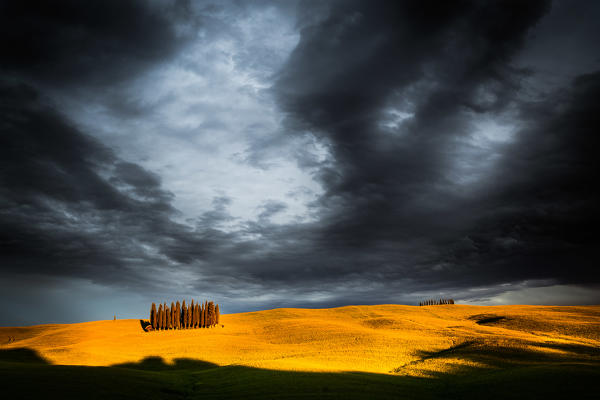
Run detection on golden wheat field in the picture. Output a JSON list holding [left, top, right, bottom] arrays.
[[2, 304, 599, 376]]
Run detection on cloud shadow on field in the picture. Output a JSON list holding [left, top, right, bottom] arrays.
[[1, 344, 599, 400], [113, 355, 218, 371]]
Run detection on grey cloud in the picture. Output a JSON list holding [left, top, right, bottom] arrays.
[[1, 0, 599, 325], [257, 200, 288, 222], [0, 81, 183, 286], [0, 0, 193, 87], [263, 0, 598, 291]]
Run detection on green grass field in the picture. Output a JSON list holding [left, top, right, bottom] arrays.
[[1, 345, 598, 399]]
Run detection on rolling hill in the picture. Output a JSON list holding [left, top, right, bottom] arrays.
[[1, 304, 599, 399]]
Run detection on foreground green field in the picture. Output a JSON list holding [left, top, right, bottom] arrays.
[[1, 304, 599, 399]]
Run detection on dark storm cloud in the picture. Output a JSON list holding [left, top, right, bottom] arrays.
[[2, 0, 600, 325], [0, 0, 204, 297], [0, 0, 191, 87], [0, 82, 181, 284], [262, 0, 598, 292], [461, 71, 600, 283], [407, 71, 600, 288]]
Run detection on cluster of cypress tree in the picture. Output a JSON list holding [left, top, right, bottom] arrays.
[[148, 300, 220, 331], [419, 298, 455, 306]]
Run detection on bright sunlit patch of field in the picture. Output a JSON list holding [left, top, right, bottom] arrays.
[[1, 305, 599, 376]]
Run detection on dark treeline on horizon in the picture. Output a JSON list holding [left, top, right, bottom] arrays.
[[148, 300, 220, 331], [419, 299, 455, 306]]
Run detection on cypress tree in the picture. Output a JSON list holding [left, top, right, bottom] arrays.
[[181, 301, 185, 329], [215, 304, 220, 326], [206, 303, 210, 327], [204, 301, 208, 326], [172, 302, 176, 328], [186, 302, 191, 328], [187, 301, 191, 329], [189, 300, 194, 328], [200, 303, 206, 328], [196, 304, 201, 328], [179, 301, 185, 329], [180, 301, 183, 329], [212, 302, 217, 326], [164, 306, 169, 330], [190, 301, 194, 328], [200, 304, 203, 328], [186, 301, 190, 329], [191, 302, 196, 328], [164, 306, 168, 330], [159, 303, 163, 329], [158, 304, 163, 330], [186, 306, 192, 329], [173, 303, 176, 328], [150, 303, 157, 330], [166, 306, 171, 329], [190, 299, 196, 328], [207, 301, 215, 327], [192, 301, 196, 328], [175, 301, 180, 329], [183, 302, 187, 329], [171, 306, 175, 329], [170, 302, 175, 329], [191, 303, 195, 328], [160, 303, 164, 330], [200, 304, 205, 328]]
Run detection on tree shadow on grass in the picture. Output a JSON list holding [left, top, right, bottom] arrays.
[[139, 319, 152, 331]]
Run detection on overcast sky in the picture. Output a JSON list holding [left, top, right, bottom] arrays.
[[1, 0, 599, 325]]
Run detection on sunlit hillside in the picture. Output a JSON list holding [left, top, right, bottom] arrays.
[[2, 304, 599, 376]]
